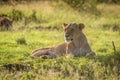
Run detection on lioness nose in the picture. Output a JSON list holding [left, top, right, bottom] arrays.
[[65, 34, 69, 37]]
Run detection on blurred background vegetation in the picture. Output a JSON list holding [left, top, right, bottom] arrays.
[[0, 0, 120, 29]]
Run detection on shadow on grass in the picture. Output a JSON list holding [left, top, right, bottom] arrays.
[[97, 51, 120, 68]]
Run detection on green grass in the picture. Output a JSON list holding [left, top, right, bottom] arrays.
[[0, 1, 120, 80]]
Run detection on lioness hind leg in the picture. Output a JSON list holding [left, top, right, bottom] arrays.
[[41, 53, 56, 59], [41, 55, 51, 59], [30, 49, 56, 59]]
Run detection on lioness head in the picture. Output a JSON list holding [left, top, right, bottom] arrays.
[[63, 23, 85, 42]]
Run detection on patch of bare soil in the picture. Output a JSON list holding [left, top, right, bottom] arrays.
[[2, 63, 34, 72]]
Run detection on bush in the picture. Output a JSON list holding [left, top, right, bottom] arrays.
[[24, 10, 38, 26], [16, 37, 27, 45], [12, 9, 24, 21]]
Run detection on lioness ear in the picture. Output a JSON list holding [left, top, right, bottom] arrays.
[[63, 23, 68, 29], [78, 23, 85, 30]]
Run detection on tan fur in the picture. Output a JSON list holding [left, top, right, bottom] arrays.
[[31, 23, 95, 58]]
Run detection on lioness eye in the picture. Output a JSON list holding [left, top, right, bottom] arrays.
[[71, 28, 74, 31]]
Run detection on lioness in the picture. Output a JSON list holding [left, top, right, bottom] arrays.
[[0, 16, 13, 31], [31, 23, 95, 58]]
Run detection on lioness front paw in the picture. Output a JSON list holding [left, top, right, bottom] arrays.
[[86, 51, 96, 57]]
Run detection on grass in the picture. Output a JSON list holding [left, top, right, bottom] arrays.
[[0, 1, 120, 80]]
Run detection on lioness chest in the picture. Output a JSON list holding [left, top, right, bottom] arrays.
[[71, 48, 87, 57], [67, 42, 87, 57]]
